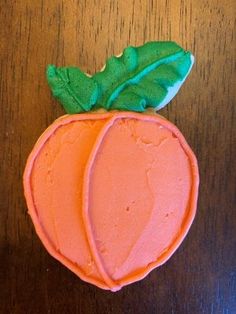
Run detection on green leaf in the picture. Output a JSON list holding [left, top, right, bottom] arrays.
[[93, 41, 194, 112], [46, 42, 194, 113], [47, 65, 98, 114]]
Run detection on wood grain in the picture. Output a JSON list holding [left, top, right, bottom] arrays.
[[0, 0, 235, 313]]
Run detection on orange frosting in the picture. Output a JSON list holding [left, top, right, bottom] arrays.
[[23, 112, 199, 291]]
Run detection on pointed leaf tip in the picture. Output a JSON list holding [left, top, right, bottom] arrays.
[[47, 65, 56, 78]]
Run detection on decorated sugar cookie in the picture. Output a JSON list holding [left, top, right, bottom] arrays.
[[23, 41, 199, 291]]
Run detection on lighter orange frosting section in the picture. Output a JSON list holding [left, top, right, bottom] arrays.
[[23, 112, 199, 291], [85, 115, 194, 284]]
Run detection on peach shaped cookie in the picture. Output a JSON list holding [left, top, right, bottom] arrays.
[[23, 42, 199, 291]]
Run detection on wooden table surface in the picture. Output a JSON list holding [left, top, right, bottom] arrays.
[[1, 1, 235, 313]]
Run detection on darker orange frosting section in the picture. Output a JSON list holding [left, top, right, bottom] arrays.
[[23, 112, 199, 291]]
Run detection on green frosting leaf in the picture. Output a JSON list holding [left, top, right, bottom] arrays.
[[47, 41, 194, 113], [47, 65, 98, 113]]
